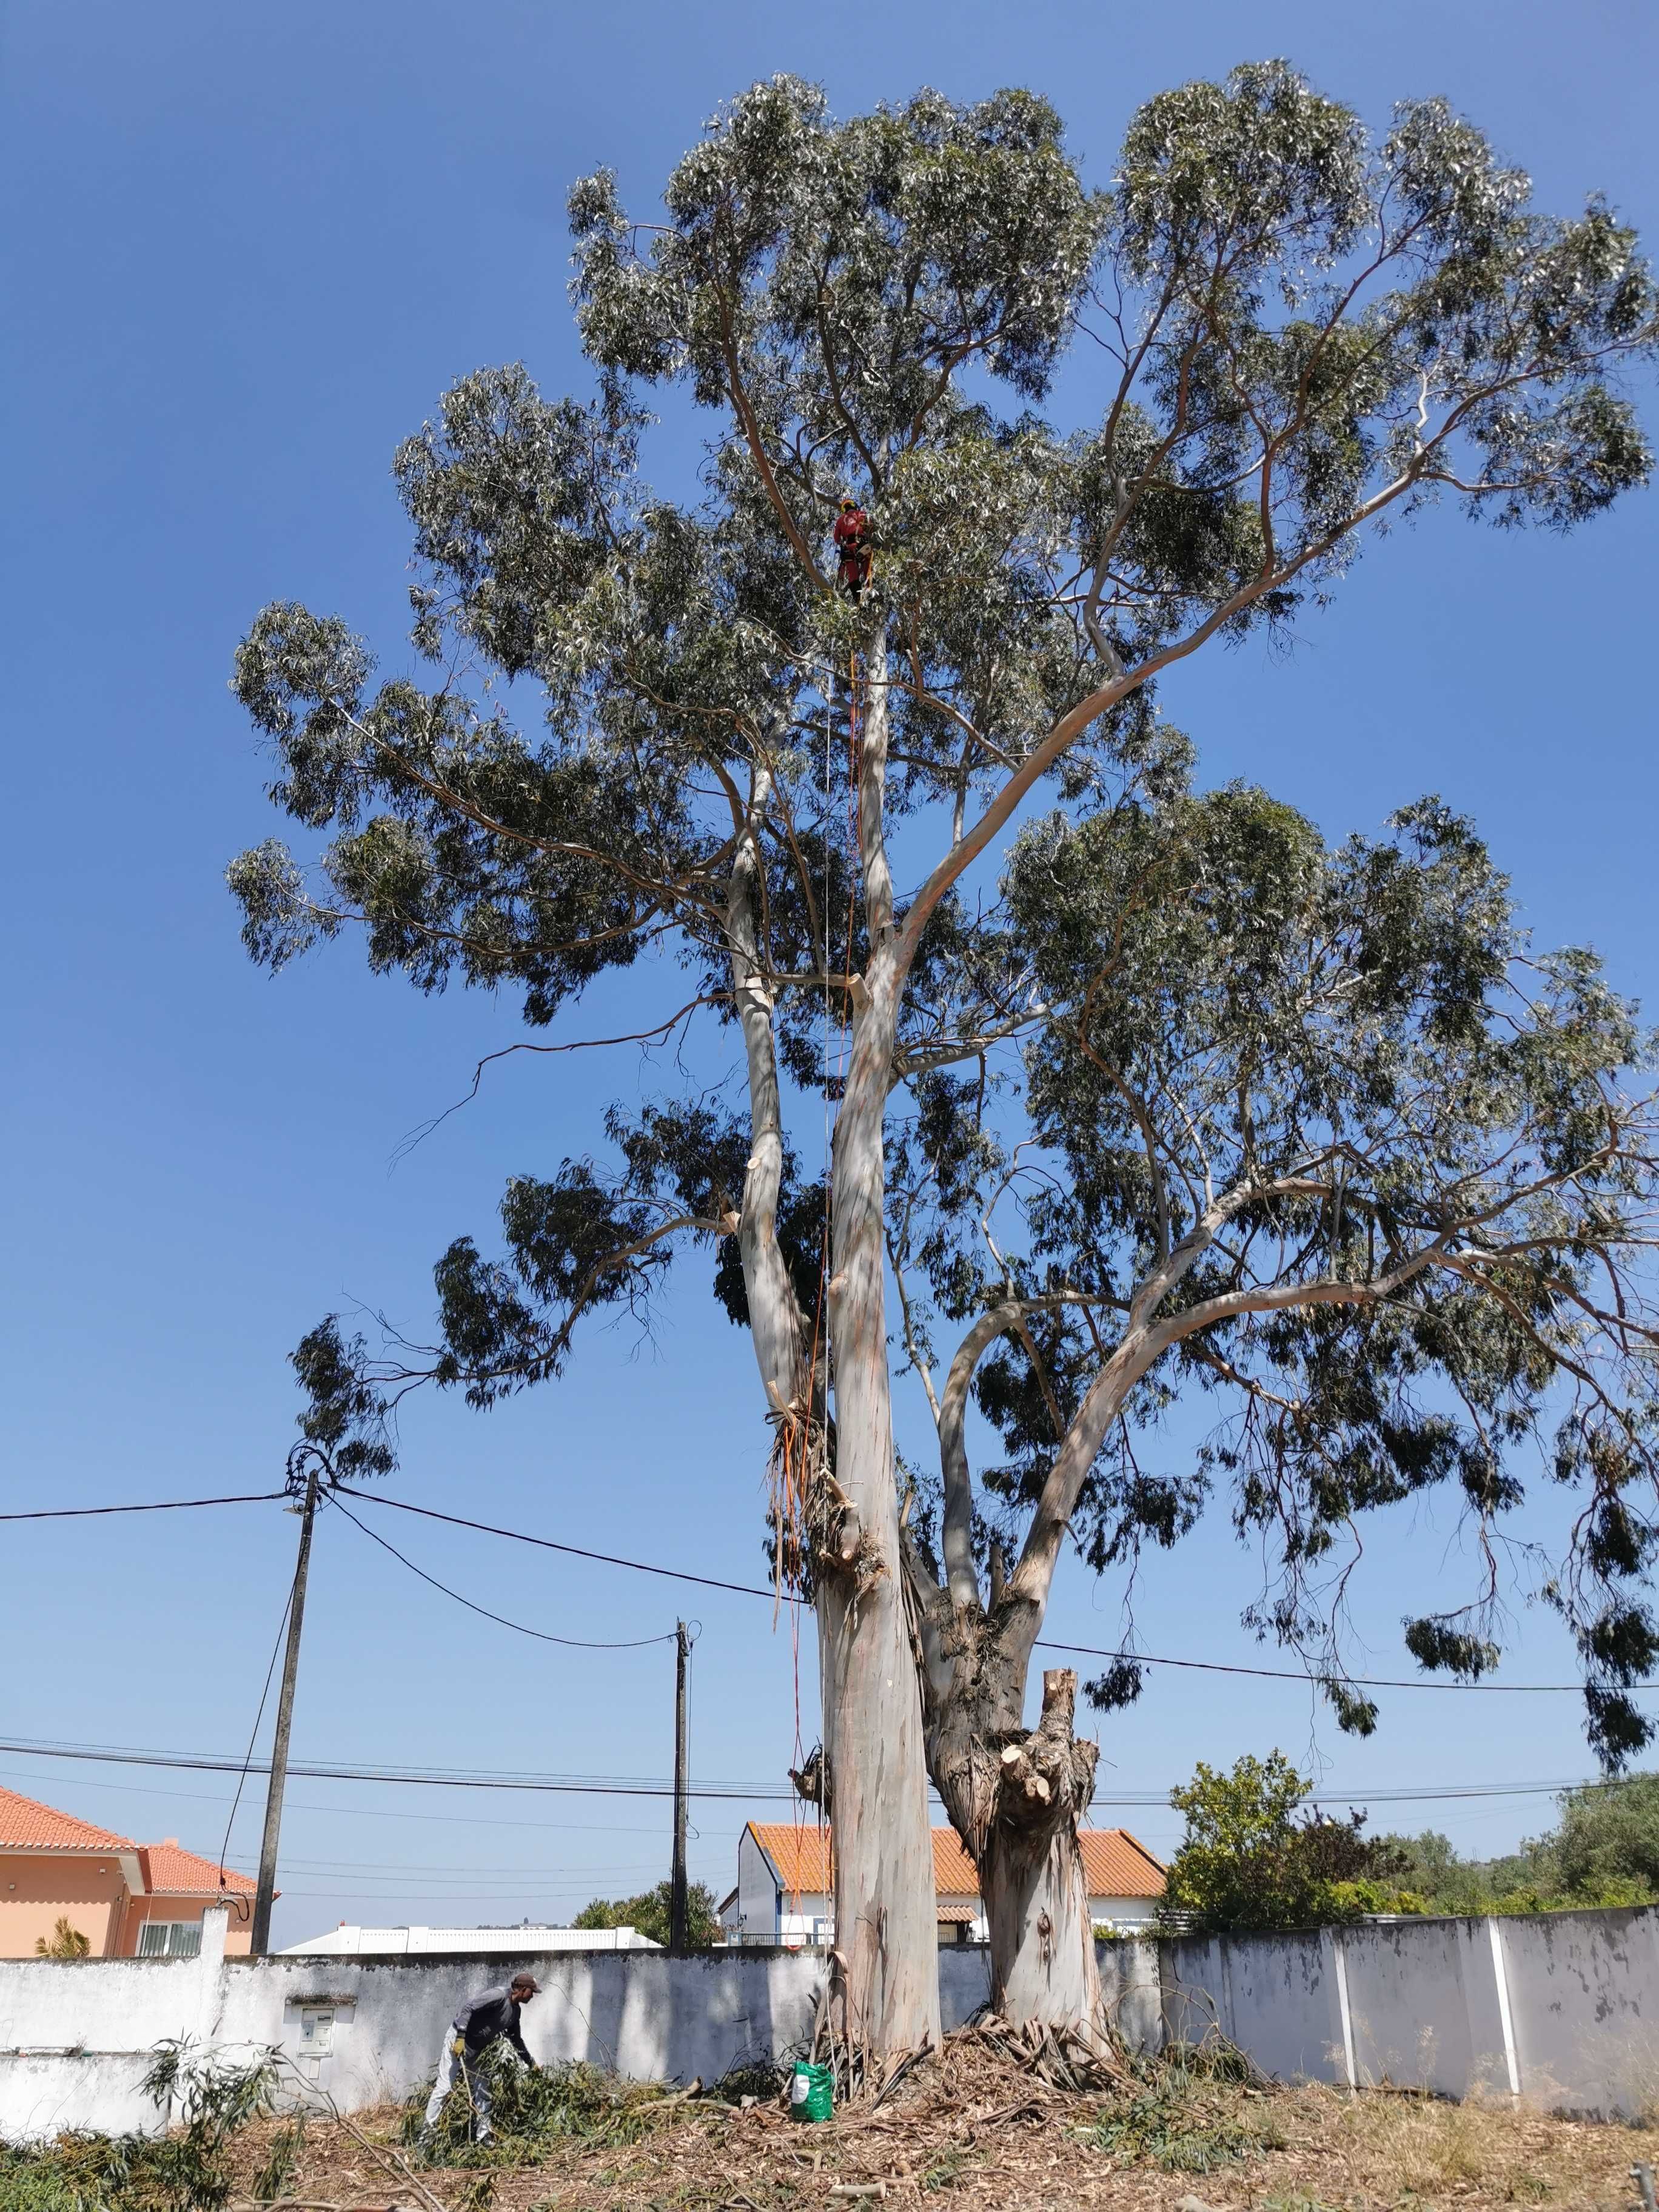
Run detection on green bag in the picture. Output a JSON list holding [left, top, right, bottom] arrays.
[[788, 2060, 834, 2123]]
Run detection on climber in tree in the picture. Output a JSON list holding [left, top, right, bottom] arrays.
[[833, 495, 871, 597]]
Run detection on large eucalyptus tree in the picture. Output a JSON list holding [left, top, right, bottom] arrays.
[[231, 65, 1657, 2052]]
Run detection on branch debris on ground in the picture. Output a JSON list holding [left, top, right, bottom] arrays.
[[5, 2026, 1649, 2212], [243, 2026, 1647, 2212]]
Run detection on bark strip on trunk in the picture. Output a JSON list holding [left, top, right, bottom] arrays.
[[820, 638, 941, 2062], [980, 1670, 1101, 2028], [726, 768, 809, 1429]]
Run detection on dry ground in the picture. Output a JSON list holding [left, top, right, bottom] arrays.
[[219, 2036, 1654, 2212]]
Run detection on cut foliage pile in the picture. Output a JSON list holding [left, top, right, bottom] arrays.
[[7, 2029, 1644, 2212]]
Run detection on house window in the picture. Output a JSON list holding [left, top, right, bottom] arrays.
[[138, 1920, 203, 1958]]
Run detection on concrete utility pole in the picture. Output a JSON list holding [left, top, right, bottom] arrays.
[[669, 1619, 691, 1954], [250, 1461, 321, 1956]]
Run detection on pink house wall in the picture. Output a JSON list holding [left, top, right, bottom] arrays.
[[0, 1854, 130, 1959]]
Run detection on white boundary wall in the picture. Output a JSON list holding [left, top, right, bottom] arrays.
[[6, 1904, 1659, 2140]]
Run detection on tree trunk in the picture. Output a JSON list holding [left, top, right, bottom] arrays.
[[816, 647, 940, 2065], [981, 1829, 1100, 2025], [979, 1671, 1101, 2026], [919, 1637, 1103, 2031]]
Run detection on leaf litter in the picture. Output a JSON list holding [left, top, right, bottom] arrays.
[[8, 2026, 1649, 2212]]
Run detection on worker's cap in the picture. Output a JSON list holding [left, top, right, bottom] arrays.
[[510, 1972, 540, 1993], [839, 495, 857, 508]]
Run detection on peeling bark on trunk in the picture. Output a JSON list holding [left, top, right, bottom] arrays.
[[980, 1671, 1101, 2028], [729, 686, 938, 2065], [819, 644, 940, 2061], [727, 769, 809, 1432]]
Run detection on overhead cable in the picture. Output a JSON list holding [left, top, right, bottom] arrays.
[[215, 1578, 295, 1894], [336, 1484, 781, 1601], [0, 1729, 1634, 1808], [0, 1734, 794, 1800], [1034, 1637, 1603, 1695], [338, 1487, 1627, 1699], [329, 1492, 677, 1651], [0, 1491, 287, 1521], [11, 1481, 1638, 1698]]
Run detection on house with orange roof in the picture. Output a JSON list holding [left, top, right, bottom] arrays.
[[720, 1820, 1165, 1947], [0, 1787, 259, 1959]]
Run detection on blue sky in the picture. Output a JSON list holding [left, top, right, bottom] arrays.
[[2, 0, 1655, 1945]]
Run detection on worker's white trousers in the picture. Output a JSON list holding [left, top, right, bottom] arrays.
[[424, 2036, 494, 2137]]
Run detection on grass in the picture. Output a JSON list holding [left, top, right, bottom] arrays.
[[1331, 2081, 1610, 2202]]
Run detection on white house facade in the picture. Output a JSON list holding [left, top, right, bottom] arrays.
[[719, 1822, 1165, 1947]]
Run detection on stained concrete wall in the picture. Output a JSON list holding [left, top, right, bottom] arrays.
[[9, 1903, 1659, 2141], [0, 1913, 997, 2142], [1150, 1904, 1659, 2117]]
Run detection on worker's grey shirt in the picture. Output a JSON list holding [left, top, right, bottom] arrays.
[[452, 1985, 533, 2065]]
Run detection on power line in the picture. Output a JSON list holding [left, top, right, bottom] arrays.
[[0, 1728, 1632, 1810], [221, 1857, 677, 1878], [215, 1579, 295, 1896], [329, 1493, 677, 1651], [0, 1765, 681, 1837], [1035, 1638, 1606, 1695], [7, 1480, 1638, 1698], [341, 1487, 1630, 1700], [0, 1491, 286, 1521], [0, 1733, 795, 1800], [337, 1486, 782, 1602]]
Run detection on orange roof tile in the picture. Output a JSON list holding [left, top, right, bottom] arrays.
[[0, 1786, 134, 1854], [139, 1842, 257, 1897], [1078, 1829, 1165, 1898], [749, 1823, 832, 1895], [747, 1823, 1164, 1902]]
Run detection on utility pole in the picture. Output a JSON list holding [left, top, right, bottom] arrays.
[[669, 1620, 691, 1955], [250, 1460, 321, 1956]]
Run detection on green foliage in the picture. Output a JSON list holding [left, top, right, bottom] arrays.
[[1550, 1771, 1659, 1896], [33, 1918, 90, 1959], [981, 785, 1659, 1765], [571, 1878, 720, 1950], [1084, 2039, 1285, 2171], [248, 2119, 303, 2205], [230, 67, 1659, 1763], [0, 2044, 278, 2212], [288, 1319, 393, 1480], [407, 2053, 675, 2168], [1379, 1772, 1659, 1914], [1161, 1754, 1420, 1932]]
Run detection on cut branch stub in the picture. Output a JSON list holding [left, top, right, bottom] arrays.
[[994, 1669, 1099, 1834]]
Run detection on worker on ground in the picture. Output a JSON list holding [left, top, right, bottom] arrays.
[[421, 1971, 540, 2145], [833, 495, 871, 597]]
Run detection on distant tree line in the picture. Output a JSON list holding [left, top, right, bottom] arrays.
[[1158, 1755, 1659, 1934]]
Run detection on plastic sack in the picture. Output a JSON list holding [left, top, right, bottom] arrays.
[[788, 2060, 834, 2122]]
